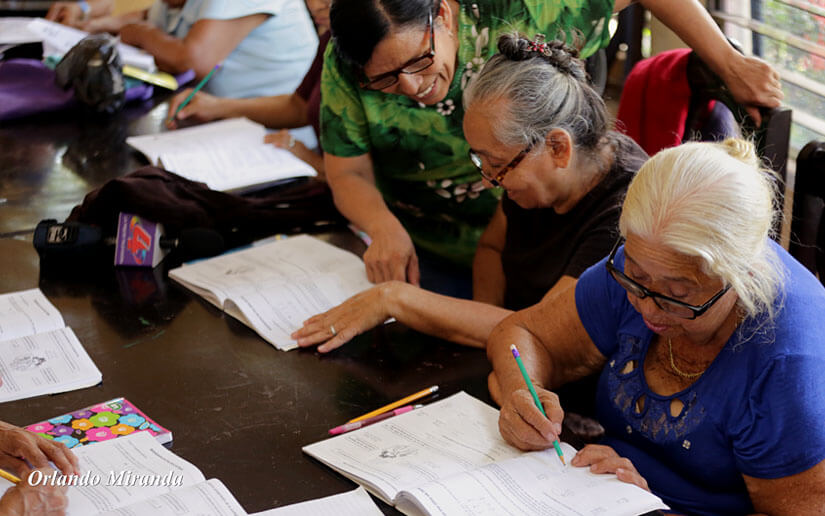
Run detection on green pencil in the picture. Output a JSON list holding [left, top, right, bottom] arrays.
[[510, 344, 566, 465], [167, 63, 221, 123]]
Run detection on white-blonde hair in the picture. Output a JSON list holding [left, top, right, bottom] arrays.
[[619, 138, 785, 321]]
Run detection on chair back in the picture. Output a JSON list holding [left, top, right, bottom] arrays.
[[685, 51, 792, 186], [585, 48, 608, 97], [789, 140, 825, 284], [616, 46, 792, 240]]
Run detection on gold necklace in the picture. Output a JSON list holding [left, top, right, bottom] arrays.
[[667, 338, 705, 379]]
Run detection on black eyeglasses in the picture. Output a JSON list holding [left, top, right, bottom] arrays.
[[468, 142, 534, 187], [605, 238, 731, 320], [360, 10, 436, 90]]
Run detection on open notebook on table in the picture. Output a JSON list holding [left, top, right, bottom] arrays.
[[0, 288, 101, 402], [168, 235, 372, 351], [303, 392, 669, 516], [0, 432, 246, 516], [126, 118, 316, 194]]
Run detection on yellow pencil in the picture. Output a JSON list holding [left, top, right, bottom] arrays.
[[122, 65, 178, 90], [0, 468, 20, 484], [347, 385, 438, 423]]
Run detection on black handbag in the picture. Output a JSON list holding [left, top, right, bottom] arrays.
[[63, 166, 344, 256]]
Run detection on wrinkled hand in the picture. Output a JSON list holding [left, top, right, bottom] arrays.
[[0, 468, 69, 516], [292, 282, 397, 353], [363, 226, 419, 285], [45, 2, 85, 26], [165, 90, 225, 128], [498, 387, 563, 451], [571, 444, 650, 491], [0, 421, 78, 477], [723, 55, 784, 127]]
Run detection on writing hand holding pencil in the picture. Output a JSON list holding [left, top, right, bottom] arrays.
[[0, 467, 70, 515], [165, 63, 221, 127], [496, 345, 566, 463], [0, 420, 76, 514]]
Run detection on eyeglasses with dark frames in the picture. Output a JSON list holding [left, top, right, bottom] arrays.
[[468, 141, 534, 187], [605, 238, 731, 320], [360, 9, 437, 90]]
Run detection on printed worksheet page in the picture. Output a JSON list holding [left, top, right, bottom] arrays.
[[126, 118, 265, 164], [0, 17, 40, 44], [98, 478, 246, 516], [169, 235, 372, 350], [157, 143, 315, 193], [251, 487, 384, 515], [66, 432, 206, 514], [0, 433, 208, 515], [397, 445, 669, 516], [0, 327, 101, 402], [0, 288, 65, 342], [302, 392, 523, 504]]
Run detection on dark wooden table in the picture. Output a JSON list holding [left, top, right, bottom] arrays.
[[0, 93, 494, 514], [0, 1, 53, 16], [0, 95, 168, 236], [0, 234, 494, 513]]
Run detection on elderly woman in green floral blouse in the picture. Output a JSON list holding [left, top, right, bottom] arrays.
[[320, 0, 783, 296]]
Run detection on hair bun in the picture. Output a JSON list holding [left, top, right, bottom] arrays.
[[496, 32, 534, 61], [497, 33, 586, 80], [720, 137, 760, 168]]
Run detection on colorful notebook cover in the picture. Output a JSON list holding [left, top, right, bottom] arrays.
[[25, 397, 172, 448]]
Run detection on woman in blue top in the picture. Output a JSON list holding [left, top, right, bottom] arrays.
[[488, 139, 825, 514]]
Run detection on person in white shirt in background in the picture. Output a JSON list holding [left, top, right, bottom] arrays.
[[46, 0, 317, 100]]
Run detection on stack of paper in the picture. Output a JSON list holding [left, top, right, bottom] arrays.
[[126, 118, 316, 193], [0, 289, 101, 402]]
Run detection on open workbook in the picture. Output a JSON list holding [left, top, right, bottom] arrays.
[[0, 289, 101, 402], [168, 235, 373, 351], [126, 118, 316, 193], [303, 392, 669, 516], [0, 432, 245, 515]]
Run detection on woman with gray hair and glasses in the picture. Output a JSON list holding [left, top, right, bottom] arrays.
[[488, 138, 825, 514], [320, 0, 782, 292], [293, 34, 647, 369]]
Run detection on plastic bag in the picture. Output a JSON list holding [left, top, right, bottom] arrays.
[[55, 33, 125, 114]]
